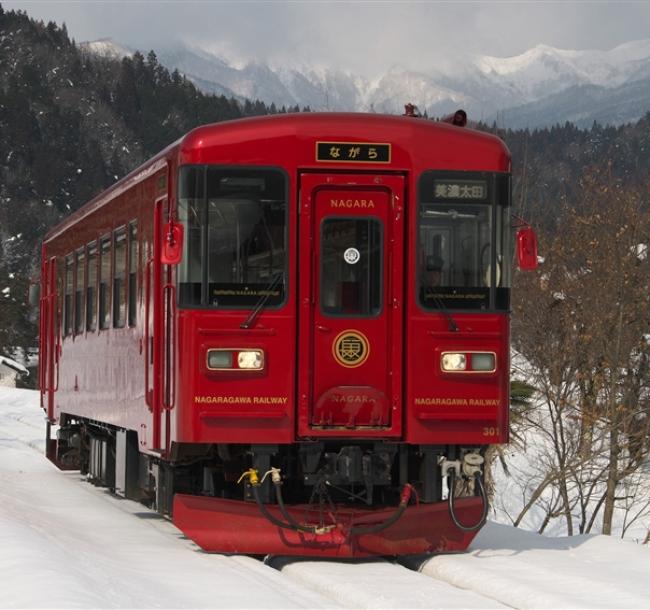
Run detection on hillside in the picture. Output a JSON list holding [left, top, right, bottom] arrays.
[[0, 5, 282, 359]]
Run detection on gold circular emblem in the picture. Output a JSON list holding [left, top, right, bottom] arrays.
[[332, 330, 370, 368]]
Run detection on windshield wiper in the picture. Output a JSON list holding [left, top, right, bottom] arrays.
[[426, 289, 459, 332], [240, 272, 284, 329]]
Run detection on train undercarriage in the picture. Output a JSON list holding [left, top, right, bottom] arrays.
[[49, 413, 489, 556]]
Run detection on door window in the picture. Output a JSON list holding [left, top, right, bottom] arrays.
[[320, 217, 382, 316]]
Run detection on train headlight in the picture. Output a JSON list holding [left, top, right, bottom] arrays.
[[441, 353, 467, 371], [237, 350, 264, 370], [206, 349, 265, 371]]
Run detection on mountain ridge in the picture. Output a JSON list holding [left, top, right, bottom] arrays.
[[81, 38, 650, 127]]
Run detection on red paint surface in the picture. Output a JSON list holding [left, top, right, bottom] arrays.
[[406, 313, 510, 444], [173, 493, 482, 557]]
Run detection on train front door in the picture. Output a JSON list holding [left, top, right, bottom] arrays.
[[298, 174, 404, 438]]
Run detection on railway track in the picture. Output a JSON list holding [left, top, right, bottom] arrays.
[[260, 527, 650, 609], [263, 555, 508, 609]]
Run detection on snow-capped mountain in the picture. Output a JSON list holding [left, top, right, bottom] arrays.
[[81, 38, 133, 60], [82, 39, 650, 128]]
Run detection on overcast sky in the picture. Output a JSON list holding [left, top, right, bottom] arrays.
[[4, 1, 650, 75]]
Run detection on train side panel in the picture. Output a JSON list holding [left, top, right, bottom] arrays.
[[42, 162, 170, 454]]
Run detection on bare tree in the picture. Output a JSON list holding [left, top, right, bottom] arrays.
[[504, 169, 650, 539]]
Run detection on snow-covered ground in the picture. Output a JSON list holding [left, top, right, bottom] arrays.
[[1, 386, 649, 609]]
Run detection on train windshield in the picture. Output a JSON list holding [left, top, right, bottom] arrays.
[[417, 171, 510, 311], [177, 167, 287, 308]]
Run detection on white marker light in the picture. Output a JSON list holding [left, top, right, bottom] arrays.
[[441, 353, 467, 371], [237, 350, 264, 370]]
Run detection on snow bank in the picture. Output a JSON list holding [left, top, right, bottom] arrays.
[[0, 388, 335, 609], [416, 522, 650, 608], [2, 387, 650, 609]]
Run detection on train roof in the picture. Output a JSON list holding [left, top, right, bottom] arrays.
[[44, 112, 509, 243], [179, 111, 507, 150], [177, 112, 509, 166]]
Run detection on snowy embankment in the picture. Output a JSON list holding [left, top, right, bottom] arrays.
[[0, 388, 333, 609], [1, 386, 649, 609]]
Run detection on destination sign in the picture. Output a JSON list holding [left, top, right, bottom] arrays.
[[433, 179, 488, 201], [316, 142, 391, 163]]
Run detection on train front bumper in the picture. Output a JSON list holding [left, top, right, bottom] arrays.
[[172, 494, 483, 557]]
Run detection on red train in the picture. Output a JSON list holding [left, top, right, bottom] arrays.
[[38, 110, 537, 557]]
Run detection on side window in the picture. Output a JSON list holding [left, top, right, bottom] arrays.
[[113, 227, 127, 328], [178, 167, 205, 307], [128, 221, 138, 327], [86, 241, 98, 332], [56, 262, 63, 338], [99, 235, 111, 330], [74, 248, 85, 335], [64, 255, 73, 337]]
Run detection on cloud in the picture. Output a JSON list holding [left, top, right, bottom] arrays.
[[4, 1, 650, 75]]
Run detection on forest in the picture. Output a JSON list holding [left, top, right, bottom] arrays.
[[0, 5, 299, 355]]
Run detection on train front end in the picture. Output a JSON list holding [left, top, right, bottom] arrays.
[[162, 114, 531, 556]]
